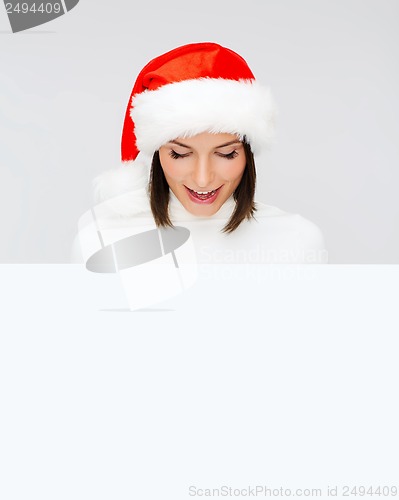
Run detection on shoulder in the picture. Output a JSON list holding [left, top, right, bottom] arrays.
[[253, 201, 289, 217], [252, 201, 328, 263], [293, 213, 325, 246]]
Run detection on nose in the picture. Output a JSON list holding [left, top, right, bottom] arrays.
[[191, 156, 215, 189]]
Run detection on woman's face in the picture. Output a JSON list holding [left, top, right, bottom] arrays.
[[158, 132, 246, 216]]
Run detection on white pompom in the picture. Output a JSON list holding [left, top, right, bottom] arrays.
[[92, 154, 152, 216]]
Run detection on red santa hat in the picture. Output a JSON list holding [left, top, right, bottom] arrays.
[[122, 41, 276, 160], [94, 42, 277, 206]]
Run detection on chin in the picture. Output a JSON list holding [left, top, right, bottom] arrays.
[[187, 202, 221, 217]]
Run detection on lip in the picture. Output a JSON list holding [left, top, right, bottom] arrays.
[[184, 185, 223, 204]]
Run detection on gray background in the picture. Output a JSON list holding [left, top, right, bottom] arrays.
[[0, 0, 398, 263]]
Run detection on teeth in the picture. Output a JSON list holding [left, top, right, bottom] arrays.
[[191, 189, 215, 195]]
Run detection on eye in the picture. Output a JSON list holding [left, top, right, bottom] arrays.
[[216, 150, 239, 160], [169, 149, 190, 159]]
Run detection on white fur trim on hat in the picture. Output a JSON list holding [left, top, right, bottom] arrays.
[[131, 78, 277, 156]]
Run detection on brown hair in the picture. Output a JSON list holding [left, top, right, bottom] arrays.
[[149, 139, 257, 233]]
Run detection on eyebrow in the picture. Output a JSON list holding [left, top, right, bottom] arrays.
[[169, 139, 242, 149]]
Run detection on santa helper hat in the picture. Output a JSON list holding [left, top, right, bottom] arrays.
[[94, 42, 277, 205], [84, 43, 277, 310]]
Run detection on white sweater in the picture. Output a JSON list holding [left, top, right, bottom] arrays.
[[72, 190, 327, 264]]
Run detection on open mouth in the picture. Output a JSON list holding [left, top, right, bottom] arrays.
[[184, 185, 223, 204]]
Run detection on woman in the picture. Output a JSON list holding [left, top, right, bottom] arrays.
[[76, 42, 327, 266]]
